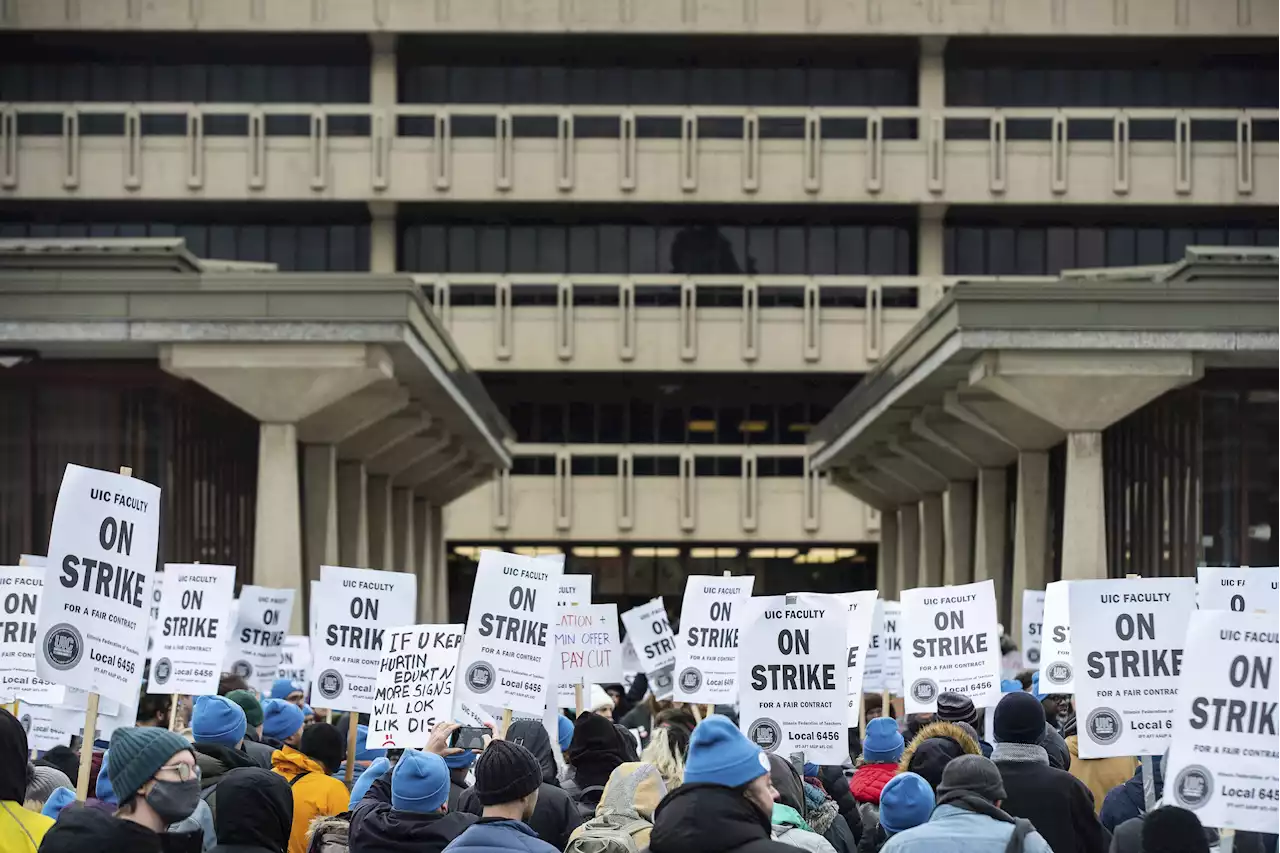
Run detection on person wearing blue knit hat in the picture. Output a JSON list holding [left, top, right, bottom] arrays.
[[269, 678, 305, 705], [878, 772, 934, 838], [851, 716, 905, 808], [261, 698, 305, 748], [556, 713, 574, 754], [1001, 679, 1023, 693], [190, 693, 258, 803], [648, 715, 793, 853], [444, 748, 478, 812]]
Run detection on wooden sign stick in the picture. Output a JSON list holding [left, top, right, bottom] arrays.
[[344, 711, 359, 785], [574, 684, 584, 717]]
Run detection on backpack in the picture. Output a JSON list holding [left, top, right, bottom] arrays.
[[564, 812, 653, 853], [573, 785, 607, 821]]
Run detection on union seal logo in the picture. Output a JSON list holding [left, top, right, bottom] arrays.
[[909, 678, 938, 704], [316, 668, 344, 700], [747, 718, 782, 752], [43, 623, 83, 671], [1026, 648, 1040, 665], [464, 662, 496, 694], [231, 660, 254, 679], [1085, 707, 1123, 746], [153, 657, 173, 686], [1172, 765, 1213, 810], [678, 667, 702, 693], [1045, 661, 1072, 686]]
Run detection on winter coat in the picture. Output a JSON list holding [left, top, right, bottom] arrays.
[[1064, 736, 1135, 817], [813, 766, 862, 845], [897, 722, 982, 793], [240, 732, 276, 770], [768, 755, 857, 853], [447, 770, 470, 813], [849, 764, 897, 806], [2, 707, 53, 852], [441, 817, 560, 853], [772, 804, 838, 853], [1041, 724, 1071, 772], [879, 803, 1054, 853], [169, 798, 216, 851], [271, 747, 350, 853], [38, 804, 165, 853], [855, 823, 889, 853], [2, 800, 53, 853], [305, 814, 348, 853], [565, 761, 665, 848], [196, 743, 261, 796], [208, 767, 293, 853], [992, 743, 1109, 853], [1098, 760, 1160, 834], [348, 766, 476, 853], [648, 782, 797, 853]]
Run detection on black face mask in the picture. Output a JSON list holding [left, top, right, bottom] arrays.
[[146, 777, 201, 824]]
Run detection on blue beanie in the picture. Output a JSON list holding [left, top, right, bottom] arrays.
[[41, 786, 76, 819], [445, 749, 478, 770], [556, 715, 573, 753], [1000, 679, 1022, 693], [862, 717, 905, 764], [683, 715, 770, 789], [106, 727, 193, 802], [270, 678, 302, 700], [302, 704, 314, 717], [262, 698, 305, 742], [392, 749, 450, 813], [1030, 671, 1047, 701], [192, 695, 247, 748], [96, 750, 117, 804], [354, 725, 386, 762], [880, 772, 935, 834]]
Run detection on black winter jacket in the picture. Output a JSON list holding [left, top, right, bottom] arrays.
[[208, 767, 293, 853], [994, 755, 1108, 853], [348, 768, 476, 853], [648, 783, 797, 853]]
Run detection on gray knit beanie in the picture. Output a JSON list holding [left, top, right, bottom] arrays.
[[26, 763, 73, 805]]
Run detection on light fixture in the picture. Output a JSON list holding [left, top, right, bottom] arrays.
[[836, 548, 858, 558], [535, 546, 563, 556], [632, 547, 680, 558], [775, 547, 799, 559], [514, 546, 540, 556], [787, 423, 812, 433], [453, 546, 477, 558], [687, 420, 716, 432], [571, 546, 622, 558], [738, 420, 767, 433], [715, 547, 739, 558], [690, 547, 717, 558], [748, 547, 776, 558]]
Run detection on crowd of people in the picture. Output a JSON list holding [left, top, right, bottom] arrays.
[[2, 672, 1275, 853]]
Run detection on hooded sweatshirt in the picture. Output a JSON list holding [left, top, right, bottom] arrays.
[[195, 743, 259, 795], [564, 714, 637, 805], [347, 765, 477, 853], [897, 722, 983, 793], [648, 782, 796, 853], [566, 761, 667, 848], [270, 746, 350, 853], [0, 709, 53, 852], [208, 767, 293, 853], [35, 804, 164, 853]]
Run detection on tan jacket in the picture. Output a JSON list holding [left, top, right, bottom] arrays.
[[1065, 734, 1137, 814]]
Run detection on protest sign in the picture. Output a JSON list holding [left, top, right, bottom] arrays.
[[1070, 576, 1196, 758], [279, 635, 312, 687], [0, 566, 66, 705], [225, 586, 295, 693], [1022, 589, 1045, 668], [900, 580, 1001, 714], [621, 633, 640, 693], [739, 593, 848, 764], [674, 575, 755, 705], [554, 573, 593, 707], [147, 564, 235, 696], [456, 550, 557, 716], [1038, 581, 1074, 693], [147, 567, 164, 658], [312, 565, 416, 714], [1164, 609, 1278, 831], [557, 604, 622, 691], [18, 703, 71, 752], [368, 624, 464, 749], [864, 600, 903, 695], [1197, 567, 1279, 615], [622, 597, 677, 701], [840, 590, 879, 727], [35, 464, 161, 706]]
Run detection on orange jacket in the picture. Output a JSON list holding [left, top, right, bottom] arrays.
[[271, 746, 349, 853]]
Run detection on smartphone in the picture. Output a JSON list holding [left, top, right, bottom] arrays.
[[449, 725, 489, 751]]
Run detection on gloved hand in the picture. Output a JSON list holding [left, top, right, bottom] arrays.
[[349, 756, 391, 808], [42, 786, 77, 820]]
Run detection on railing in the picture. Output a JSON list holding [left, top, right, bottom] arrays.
[[1, 102, 1273, 201]]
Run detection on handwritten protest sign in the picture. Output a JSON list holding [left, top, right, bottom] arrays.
[[312, 565, 416, 714], [225, 586, 295, 693], [555, 574, 593, 707], [0, 566, 66, 705], [623, 597, 677, 701], [1022, 589, 1045, 668], [147, 564, 235, 696], [675, 576, 755, 705], [1197, 567, 1278, 615], [901, 580, 1001, 714], [864, 600, 903, 694], [557, 604, 621, 690], [1038, 581, 1074, 693], [739, 593, 848, 764], [35, 464, 161, 706], [1070, 576, 1196, 758], [840, 590, 879, 727], [369, 624, 464, 749], [278, 635, 312, 688]]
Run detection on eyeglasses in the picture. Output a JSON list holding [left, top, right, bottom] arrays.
[[156, 762, 201, 782]]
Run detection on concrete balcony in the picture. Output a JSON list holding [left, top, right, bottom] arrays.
[[443, 446, 877, 542], [1, 0, 1271, 36], [2, 104, 1274, 207]]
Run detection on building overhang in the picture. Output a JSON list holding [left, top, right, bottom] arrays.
[[809, 247, 1279, 486]]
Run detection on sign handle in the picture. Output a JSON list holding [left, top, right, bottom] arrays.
[[168, 696, 180, 731], [1140, 754, 1156, 811], [574, 684, 584, 717], [857, 692, 866, 735], [1220, 829, 1235, 853], [691, 703, 703, 722], [881, 689, 889, 717], [344, 712, 359, 785], [500, 708, 513, 738]]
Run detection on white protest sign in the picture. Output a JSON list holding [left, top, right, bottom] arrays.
[[621, 633, 640, 693], [225, 586, 295, 693], [312, 565, 416, 714], [840, 590, 879, 727], [35, 464, 161, 706], [1070, 576, 1196, 758], [674, 575, 755, 705], [147, 567, 164, 658], [1197, 567, 1279, 615], [147, 564, 235, 696], [555, 574, 593, 707], [739, 592, 848, 765], [900, 580, 1001, 714], [368, 624, 464, 750], [557, 604, 622, 688], [1038, 581, 1075, 693], [864, 600, 903, 694], [17, 703, 72, 752], [310, 580, 320, 637], [1022, 589, 1045, 669], [1163, 610, 1278, 831], [278, 636, 312, 688], [0, 566, 66, 705], [622, 597, 677, 701], [456, 550, 557, 716]]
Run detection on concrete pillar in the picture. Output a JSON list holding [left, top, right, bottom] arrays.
[[879, 510, 900, 600], [427, 504, 448, 621], [413, 499, 434, 621], [918, 36, 946, 110], [1011, 451, 1050, 641], [391, 487, 415, 574], [974, 467, 1010, 622], [370, 33, 397, 106], [367, 474, 394, 570], [897, 504, 920, 595], [369, 202, 397, 274], [944, 480, 975, 586], [1061, 431, 1107, 580], [255, 423, 304, 633], [919, 493, 945, 587], [337, 461, 369, 568], [302, 444, 339, 626]]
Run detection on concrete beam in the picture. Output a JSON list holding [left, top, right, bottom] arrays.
[[416, 455, 479, 502], [894, 433, 976, 482], [399, 439, 467, 488], [870, 448, 948, 495], [431, 465, 490, 507], [338, 408, 429, 463], [945, 385, 1064, 452], [831, 470, 894, 512], [913, 406, 1017, 469], [368, 426, 451, 477], [297, 380, 412, 445], [854, 465, 921, 506]]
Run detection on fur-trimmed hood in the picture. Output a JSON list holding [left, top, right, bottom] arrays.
[[306, 812, 349, 852], [897, 721, 982, 792]]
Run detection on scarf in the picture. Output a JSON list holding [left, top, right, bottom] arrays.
[[991, 742, 1049, 765], [937, 790, 1017, 825], [802, 782, 839, 835]]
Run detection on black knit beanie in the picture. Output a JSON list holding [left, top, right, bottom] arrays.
[[936, 692, 978, 726], [993, 691, 1045, 745], [474, 740, 543, 806], [300, 723, 345, 774], [1142, 806, 1209, 853]]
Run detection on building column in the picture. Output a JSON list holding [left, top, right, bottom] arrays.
[[302, 444, 339, 627], [918, 36, 946, 111], [1061, 431, 1107, 580], [369, 33, 397, 106], [897, 503, 920, 595], [367, 474, 394, 570], [413, 499, 434, 620], [337, 461, 369, 568], [1011, 451, 1049, 641], [879, 510, 900, 600], [391, 487, 415, 574], [428, 504, 448, 621], [973, 467, 1010, 622], [919, 493, 945, 587], [944, 480, 974, 586], [254, 423, 304, 632]]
